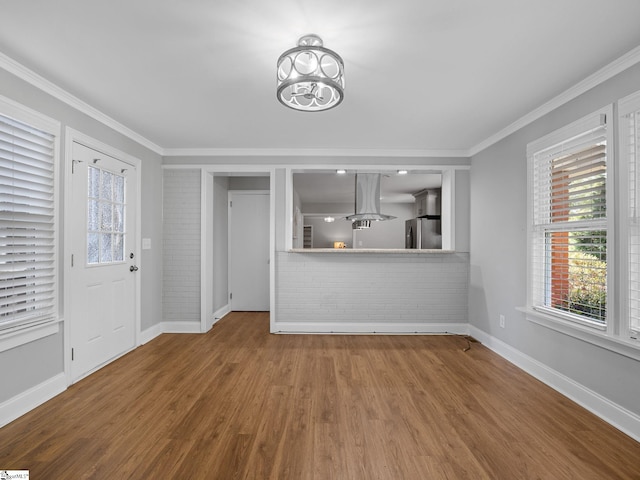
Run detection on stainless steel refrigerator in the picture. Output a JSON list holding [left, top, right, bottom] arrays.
[[405, 218, 442, 249]]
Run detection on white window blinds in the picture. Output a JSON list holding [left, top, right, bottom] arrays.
[[620, 91, 640, 335], [531, 117, 607, 226], [528, 112, 608, 326], [0, 113, 56, 330]]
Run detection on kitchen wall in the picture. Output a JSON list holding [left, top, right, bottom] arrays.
[[469, 62, 640, 423], [302, 202, 414, 249]]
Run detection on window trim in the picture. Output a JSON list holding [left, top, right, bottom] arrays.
[[0, 94, 61, 352], [527, 105, 614, 333], [619, 90, 640, 337]]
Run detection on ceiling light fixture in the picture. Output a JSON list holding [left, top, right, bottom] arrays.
[[277, 34, 345, 112], [397, 170, 408, 175], [336, 169, 347, 174]]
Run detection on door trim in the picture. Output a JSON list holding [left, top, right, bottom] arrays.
[[63, 128, 142, 386], [195, 167, 275, 333]]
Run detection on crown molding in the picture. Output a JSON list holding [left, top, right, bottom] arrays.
[[3, 42, 640, 161], [0, 52, 163, 155], [468, 44, 640, 157], [161, 147, 471, 158]]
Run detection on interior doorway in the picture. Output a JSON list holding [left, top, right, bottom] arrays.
[[201, 170, 274, 332]]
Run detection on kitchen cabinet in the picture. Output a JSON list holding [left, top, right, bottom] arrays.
[[414, 189, 441, 217]]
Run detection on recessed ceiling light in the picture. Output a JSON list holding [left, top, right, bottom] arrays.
[[397, 169, 408, 175], [324, 216, 335, 223], [336, 169, 346, 174]]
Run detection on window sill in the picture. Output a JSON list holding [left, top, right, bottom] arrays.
[[0, 319, 61, 353], [517, 306, 640, 362]]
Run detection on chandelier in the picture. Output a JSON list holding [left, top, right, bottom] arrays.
[[276, 34, 345, 112]]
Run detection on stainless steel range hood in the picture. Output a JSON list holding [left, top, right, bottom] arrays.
[[345, 173, 396, 223]]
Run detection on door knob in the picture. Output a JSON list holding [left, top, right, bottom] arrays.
[[130, 265, 139, 272]]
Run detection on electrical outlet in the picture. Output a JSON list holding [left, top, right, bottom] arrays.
[[499, 314, 506, 328]]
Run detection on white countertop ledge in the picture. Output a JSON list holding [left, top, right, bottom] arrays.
[[288, 248, 455, 254]]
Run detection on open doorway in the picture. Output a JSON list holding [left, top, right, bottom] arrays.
[[202, 171, 273, 331]]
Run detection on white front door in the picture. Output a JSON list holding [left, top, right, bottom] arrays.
[[68, 142, 137, 382], [229, 191, 270, 311]]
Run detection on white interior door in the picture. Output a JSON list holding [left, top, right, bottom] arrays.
[[68, 142, 137, 381], [229, 191, 270, 311]]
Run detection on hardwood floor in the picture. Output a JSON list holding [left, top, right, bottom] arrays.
[[1, 312, 639, 479]]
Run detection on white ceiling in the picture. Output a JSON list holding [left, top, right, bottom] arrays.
[[1, 0, 640, 155]]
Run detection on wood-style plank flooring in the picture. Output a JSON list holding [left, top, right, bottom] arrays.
[[1, 312, 639, 479]]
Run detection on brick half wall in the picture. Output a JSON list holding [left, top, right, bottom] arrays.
[[274, 252, 469, 332]]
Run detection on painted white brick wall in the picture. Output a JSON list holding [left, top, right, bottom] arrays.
[[275, 252, 469, 331], [162, 170, 201, 323]]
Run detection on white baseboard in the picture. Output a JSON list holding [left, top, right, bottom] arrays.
[[272, 322, 470, 335], [0, 372, 66, 428], [468, 326, 640, 443], [158, 321, 201, 334], [140, 322, 163, 345], [209, 305, 231, 331], [140, 320, 203, 342]]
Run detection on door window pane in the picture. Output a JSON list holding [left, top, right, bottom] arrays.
[[113, 234, 124, 262], [88, 167, 100, 198], [87, 166, 126, 264], [101, 233, 113, 262], [88, 199, 99, 231], [100, 203, 113, 231], [114, 204, 124, 233], [88, 233, 100, 264], [101, 171, 113, 200], [114, 175, 125, 203]]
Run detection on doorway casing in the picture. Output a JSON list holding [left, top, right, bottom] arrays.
[[63, 128, 142, 386], [199, 167, 276, 333]]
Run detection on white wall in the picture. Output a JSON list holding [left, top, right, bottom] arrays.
[[228, 176, 270, 190], [162, 170, 201, 326], [454, 170, 470, 253], [303, 216, 352, 248], [469, 62, 640, 419]]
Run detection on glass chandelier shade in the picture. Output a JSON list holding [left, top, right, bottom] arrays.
[[277, 34, 345, 112]]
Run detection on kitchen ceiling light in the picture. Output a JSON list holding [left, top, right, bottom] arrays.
[[336, 169, 347, 174], [277, 34, 345, 112]]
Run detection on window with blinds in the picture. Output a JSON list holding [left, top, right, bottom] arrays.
[[620, 91, 640, 335], [0, 112, 57, 331], [529, 112, 608, 327]]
